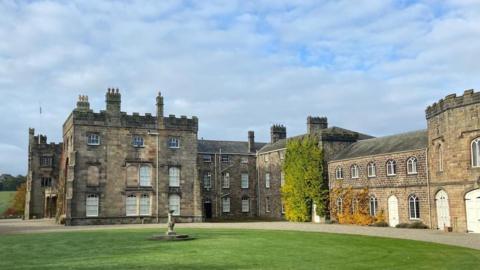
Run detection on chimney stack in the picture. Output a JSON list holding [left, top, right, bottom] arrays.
[[271, 124, 287, 143], [307, 116, 328, 134], [106, 88, 121, 114], [248, 131, 255, 153]]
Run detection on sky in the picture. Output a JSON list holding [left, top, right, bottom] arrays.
[[0, 0, 479, 176]]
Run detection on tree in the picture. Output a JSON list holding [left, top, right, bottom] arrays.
[[11, 183, 26, 216], [281, 135, 327, 222]]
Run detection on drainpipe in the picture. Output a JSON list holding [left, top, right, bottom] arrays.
[[148, 130, 160, 223], [256, 151, 260, 217], [426, 147, 433, 229]]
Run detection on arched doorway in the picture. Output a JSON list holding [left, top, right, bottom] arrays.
[[465, 189, 480, 233], [388, 195, 399, 227], [435, 190, 451, 230]]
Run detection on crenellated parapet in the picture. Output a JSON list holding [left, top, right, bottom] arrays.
[[426, 89, 480, 119], [164, 114, 199, 132]]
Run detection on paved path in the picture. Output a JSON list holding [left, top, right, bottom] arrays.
[[1, 219, 480, 250]]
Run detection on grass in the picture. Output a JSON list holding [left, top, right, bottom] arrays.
[[0, 191, 15, 215], [0, 228, 479, 270]]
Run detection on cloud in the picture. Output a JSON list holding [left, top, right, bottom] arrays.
[[0, 0, 479, 175]]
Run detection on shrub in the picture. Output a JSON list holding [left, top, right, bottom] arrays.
[[395, 222, 428, 229], [370, 221, 389, 227]]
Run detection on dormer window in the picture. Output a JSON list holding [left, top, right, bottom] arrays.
[[87, 133, 100, 145], [132, 136, 144, 147], [168, 137, 180, 148]]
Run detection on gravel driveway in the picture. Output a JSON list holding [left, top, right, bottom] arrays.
[[1, 219, 479, 250]]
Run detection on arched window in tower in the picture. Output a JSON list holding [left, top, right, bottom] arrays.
[[407, 157, 418, 174], [438, 144, 444, 172], [471, 138, 480, 167]]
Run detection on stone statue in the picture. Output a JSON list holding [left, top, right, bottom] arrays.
[[166, 210, 176, 236]]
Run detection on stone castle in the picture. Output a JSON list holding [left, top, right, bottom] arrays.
[[25, 88, 480, 233]]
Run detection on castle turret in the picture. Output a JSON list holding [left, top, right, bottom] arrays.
[[271, 124, 286, 143], [248, 131, 255, 153], [106, 88, 121, 115], [307, 116, 328, 134]]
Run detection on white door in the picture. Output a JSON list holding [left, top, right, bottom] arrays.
[[388, 195, 399, 227], [436, 190, 451, 230], [465, 189, 480, 233]]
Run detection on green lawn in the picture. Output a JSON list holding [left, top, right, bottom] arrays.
[[0, 191, 15, 215], [0, 229, 479, 270]]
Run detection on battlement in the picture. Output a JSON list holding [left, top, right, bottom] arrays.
[[426, 89, 480, 119], [29, 128, 61, 148], [164, 114, 198, 132]]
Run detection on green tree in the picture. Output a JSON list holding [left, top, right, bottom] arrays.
[[281, 135, 327, 222]]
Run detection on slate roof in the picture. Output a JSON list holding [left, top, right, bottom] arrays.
[[198, 140, 266, 154], [258, 126, 373, 154], [333, 130, 428, 161]]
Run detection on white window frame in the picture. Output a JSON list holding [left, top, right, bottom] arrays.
[[369, 196, 378, 216], [132, 135, 144, 147], [169, 194, 181, 216], [139, 165, 151, 186], [221, 155, 230, 163], [241, 197, 250, 213], [280, 172, 285, 187], [86, 194, 99, 217], [472, 138, 480, 167], [386, 160, 397, 176], [335, 167, 343, 180], [336, 197, 343, 214], [203, 155, 212, 163], [367, 162, 376, 177], [87, 133, 100, 145], [351, 164, 359, 179], [407, 157, 418, 175], [265, 173, 271, 188], [222, 172, 230, 189], [438, 144, 444, 172], [222, 197, 230, 213], [169, 167, 180, 187], [139, 194, 150, 216], [241, 156, 249, 164], [126, 194, 138, 216], [408, 195, 420, 220], [203, 172, 211, 189], [168, 137, 180, 149], [241, 173, 249, 189]]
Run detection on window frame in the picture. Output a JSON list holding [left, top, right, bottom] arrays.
[[335, 167, 343, 180], [407, 157, 418, 175], [86, 194, 99, 217], [369, 196, 378, 216], [202, 155, 212, 163], [87, 133, 100, 146], [168, 137, 180, 149], [168, 167, 180, 187], [222, 197, 230, 213], [203, 172, 212, 189], [336, 197, 343, 214], [222, 172, 230, 189], [367, 162, 376, 178], [351, 164, 359, 179], [169, 194, 181, 216], [221, 155, 230, 163], [132, 135, 144, 147], [126, 194, 138, 216], [265, 173, 271, 188], [241, 197, 250, 213], [408, 195, 420, 220], [240, 156, 249, 164], [241, 173, 249, 189], [265, 197, 270, 213], [386, 160, 397, 176], [472, 138, 480, 168], [139, 194, 151, 216], [139, 165, 152, 187]]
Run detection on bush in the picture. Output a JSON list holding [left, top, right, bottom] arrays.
[[395, 222, 428, 229], [370, 221, 389, 227]]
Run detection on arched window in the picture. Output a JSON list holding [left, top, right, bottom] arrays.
[[169, 194, 180, 216], [386, 160, 397, 176], [438, 144, 444, 172], [169, 167, 180, 187], [86, 194, 99, 217], [241, 196, 250, 213], [369, 196, 378, 216], [351, 198, 359, 214], [126, 194, 137, 216], [407, 157, 418, 174], [336, 197, 343, 214], [409, 195, 420, 219], [351, 164, 359, 179], [222, 172, 230, 188], [139, 166, 151, 186], [367, 162, 376, 177], [139, 194, 150, 216], [472, 138, 480, 167], [335, 167, 343, 180]]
